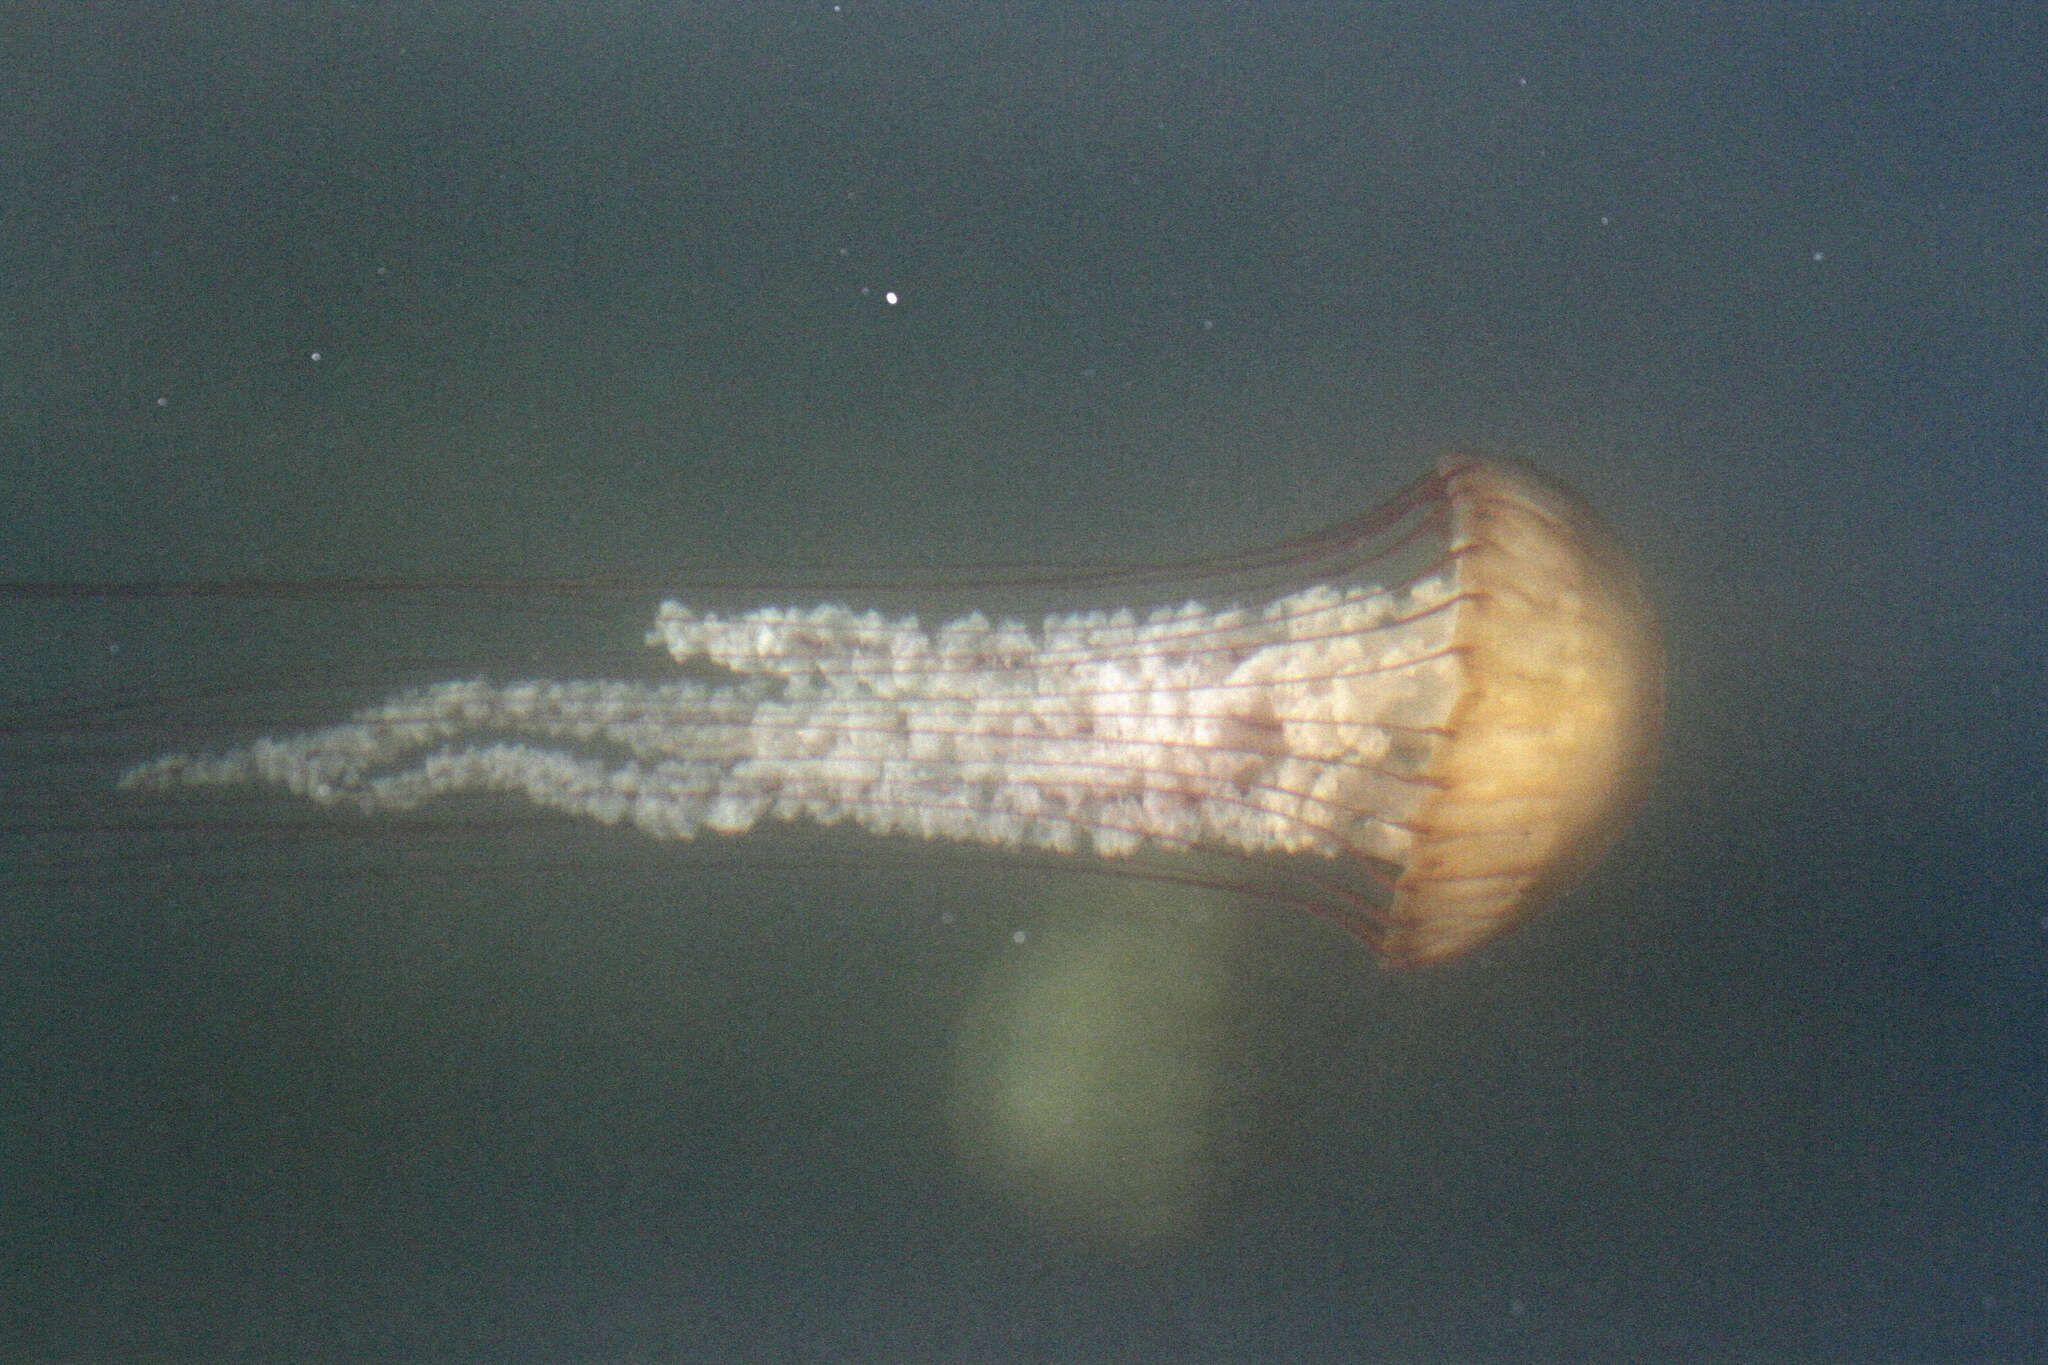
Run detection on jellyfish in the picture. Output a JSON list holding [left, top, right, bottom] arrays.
[[105, 454, 1660, 965]]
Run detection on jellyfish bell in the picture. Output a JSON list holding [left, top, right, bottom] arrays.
[[1381, 455, 1663, 964], [10, 454, 1660, 965]]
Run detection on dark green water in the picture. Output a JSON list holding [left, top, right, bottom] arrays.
[[4, 6, 2041, 1361]]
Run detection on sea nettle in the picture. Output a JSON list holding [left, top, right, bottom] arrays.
[[55, 454, 1661, 965]]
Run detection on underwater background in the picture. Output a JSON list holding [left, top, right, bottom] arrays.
[[3, 5, 2042, 1361]]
